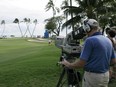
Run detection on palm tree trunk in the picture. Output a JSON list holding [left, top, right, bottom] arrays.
[[66, 14, 68, 35], [23, 23, 31, 37], [23, 29, 28, 37], [31, 24, 37, 38], [27, 25, 31, 37], [18, 23, 23, 37], [1, 24, 5, 37], [69, 0, 75, 31]]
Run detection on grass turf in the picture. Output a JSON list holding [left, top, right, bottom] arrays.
[[0, 38, 115, 87], [0, 38, 61, 87]]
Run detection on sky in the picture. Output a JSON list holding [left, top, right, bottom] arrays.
[[0, 0, 70, 37]]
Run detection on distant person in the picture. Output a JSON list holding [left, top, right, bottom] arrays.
[[106, 28, 116, 81], [48, 39, 52, 45], [106, 29, 116, 50], [59, 19, 116, 87]]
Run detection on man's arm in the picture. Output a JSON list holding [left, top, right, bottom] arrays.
[[111, 58, 116, 70], [59, 59, 86, 69], [111, 58, 116, 65]]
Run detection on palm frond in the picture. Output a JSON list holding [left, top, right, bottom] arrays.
[[45, 0, 54, 11], [62, 15, 81, 30], [1, 20, 5, 25], [61, 0, 69, 6], [13, 18, 19, 23], [62, 6, 84, 16]]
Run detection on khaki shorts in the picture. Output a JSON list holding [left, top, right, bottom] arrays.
[[82, 71, 109, 87]]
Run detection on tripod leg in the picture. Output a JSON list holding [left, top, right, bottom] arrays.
[[56, 68, 66, 87], [67, 69, 80, 87], [73, 70, 81, 87]]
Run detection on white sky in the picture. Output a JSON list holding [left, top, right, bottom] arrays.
[[0, 0, 53, 21], [0, 0, 70, 37]]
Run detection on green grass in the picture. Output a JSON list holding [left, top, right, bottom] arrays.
[[0, 38, 61, 87], [0, 38, 115, 87]]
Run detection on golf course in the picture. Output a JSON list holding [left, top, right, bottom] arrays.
[[0, 38, 115, 87], [0, 38, 61, 87]]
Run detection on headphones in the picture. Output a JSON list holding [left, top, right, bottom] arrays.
[[83, 19, 92, 33]]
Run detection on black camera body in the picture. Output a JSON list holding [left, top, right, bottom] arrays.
[[60, 26, 86, 59]]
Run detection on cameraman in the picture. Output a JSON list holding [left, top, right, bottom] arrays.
[[59, 19, 116, 87]]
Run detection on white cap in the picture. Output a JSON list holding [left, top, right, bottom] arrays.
[[83, 19, 100, 32], [86, 19, 99, 27]]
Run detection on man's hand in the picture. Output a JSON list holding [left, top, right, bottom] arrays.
[[58, 58, 86, 69], [58, 59, 71, 68]]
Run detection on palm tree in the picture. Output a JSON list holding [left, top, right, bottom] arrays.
[[31, 19, 38, 37], [13, 18, 23, 37], [61, 0, 82, 30], [45, 0, 60, 17], [23, 18, 31, 37], [61, 0, 72, 34], [1, 20, 6, 37], [61, 0, 116, 30]]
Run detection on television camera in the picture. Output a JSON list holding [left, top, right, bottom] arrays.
[[59, 26, 86, 59], [56, 26, 86, 87]]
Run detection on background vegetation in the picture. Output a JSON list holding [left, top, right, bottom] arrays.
[[45, 0, 116, 36]]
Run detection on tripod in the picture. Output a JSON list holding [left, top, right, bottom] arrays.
[[56, 55, 81, 87]]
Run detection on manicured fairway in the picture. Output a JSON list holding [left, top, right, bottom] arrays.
[[0, 38, 61, 87], [0, 38, 115, 87]]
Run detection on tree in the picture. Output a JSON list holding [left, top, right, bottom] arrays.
[[45, 0, 60, 17], [31, 19, 38, 37], [1, 20, 6, 37], [61, 0, 73, 34], [61, 0, 116, 30], [23, 18, 31, 37], [61, 0, 82, 30], [45, 16, 65, 36], [13, 18, 23, 37]]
